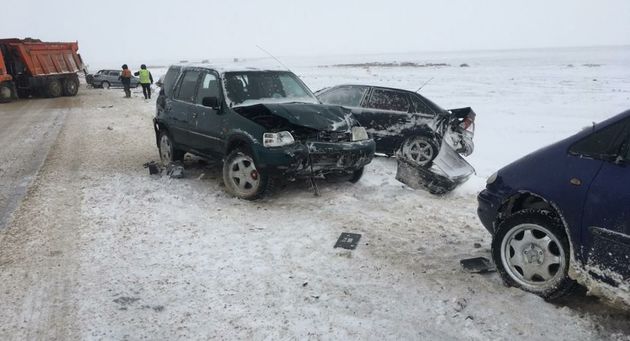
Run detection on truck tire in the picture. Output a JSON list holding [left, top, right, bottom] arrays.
[[0, 83, 15, 103], [46, 79, 63, 98], [62, 77, 79, 96]]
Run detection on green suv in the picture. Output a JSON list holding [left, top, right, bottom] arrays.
[[153, 65, 375, 199]]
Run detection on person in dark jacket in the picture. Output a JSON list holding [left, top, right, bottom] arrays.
[[134, 64, 154, 99], [119, 64, 132, 98]]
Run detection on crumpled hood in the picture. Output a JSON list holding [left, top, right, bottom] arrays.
[[237, 103, 354, 132]]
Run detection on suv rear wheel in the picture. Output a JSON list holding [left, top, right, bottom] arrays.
[[492, 209, 576, 300], [158, 131, 184, 165], [223, 148, 269, 200]]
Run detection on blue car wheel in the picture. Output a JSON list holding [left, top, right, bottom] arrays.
[[492, 209, 576, 300]]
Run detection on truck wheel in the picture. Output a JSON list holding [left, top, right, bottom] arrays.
[[491, 209, 576, 300], [223, 148, 269, 200], [46, 80, 63, 98], [62, 77, 79, 96], [399, 135, 439, 168], [0, 83, 15, 103], [101, 81, 110, 89], [158, 131, 185, 165]]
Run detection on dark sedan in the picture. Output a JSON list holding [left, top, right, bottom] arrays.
[[478, 109, 630, 304], [316, 85, 475, 167]]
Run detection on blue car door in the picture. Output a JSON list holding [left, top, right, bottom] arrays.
[[580, 117, 630, 282]]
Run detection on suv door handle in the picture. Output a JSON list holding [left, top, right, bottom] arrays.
[[192, 112, 198, 119], [570, 177, 582, 186]]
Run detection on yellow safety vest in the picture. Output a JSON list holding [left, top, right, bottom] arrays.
[[139, 69, 151, 84]]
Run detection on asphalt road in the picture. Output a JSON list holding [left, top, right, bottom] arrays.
[[0, 96, 76, 229]]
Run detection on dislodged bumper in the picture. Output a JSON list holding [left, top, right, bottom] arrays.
[[396, 140, 475, 195], [252, 139, 375, 176]]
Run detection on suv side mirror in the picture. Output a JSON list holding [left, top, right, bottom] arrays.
[[202, 96, 220, 109]]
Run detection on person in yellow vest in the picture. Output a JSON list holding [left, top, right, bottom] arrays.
[[134, 64, 154, 99]]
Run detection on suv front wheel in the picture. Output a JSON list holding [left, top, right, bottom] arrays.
[[223, 148, 270, 200]]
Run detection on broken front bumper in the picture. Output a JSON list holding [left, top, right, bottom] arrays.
[[252, 139, 376, 176]]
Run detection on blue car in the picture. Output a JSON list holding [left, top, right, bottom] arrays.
[[478, 109, 630, 302]]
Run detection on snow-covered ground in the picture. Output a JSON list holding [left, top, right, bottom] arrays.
[[1, 46, 629, 340]]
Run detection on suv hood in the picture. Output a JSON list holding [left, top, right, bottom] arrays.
[[234, 103, 354, 132]]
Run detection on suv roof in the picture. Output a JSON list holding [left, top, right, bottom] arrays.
[[172, 63, 289, 75]]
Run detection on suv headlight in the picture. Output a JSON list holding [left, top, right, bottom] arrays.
[[263, 131, 295, 147], [351, 126, 368, 141], [486, 171, 498, 185]]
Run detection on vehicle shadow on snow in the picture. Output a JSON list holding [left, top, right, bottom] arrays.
[[176, 154, 364, 199], [552, 286, 630, 334]]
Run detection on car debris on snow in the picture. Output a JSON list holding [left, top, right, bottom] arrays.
[[166, 161, 185, 179], [460, 257, 496, 273], [143, 161, 161, 175], [334, 232, 362, 250]]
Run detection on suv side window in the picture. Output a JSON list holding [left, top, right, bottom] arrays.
[[319, 86, 368, 107], [195, 72, 220, 105], [175, 70, 201, 103], [162, 66, 181, 97], [366, 89, 410, 112], [569, 118, 629, 160], [109, 71, 120, 77]]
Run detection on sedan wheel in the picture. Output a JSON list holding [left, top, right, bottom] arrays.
[[400, 136, 439, 167]]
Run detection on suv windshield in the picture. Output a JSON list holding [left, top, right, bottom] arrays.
[[223, 71, 318, 107]]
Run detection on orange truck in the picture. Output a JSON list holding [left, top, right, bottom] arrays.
[[0, 38, 85, 103]]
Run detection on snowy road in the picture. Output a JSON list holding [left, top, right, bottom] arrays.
[[0, 97, 72, 229], [2, 46, 630, 340], [0, 86, 628, 340]]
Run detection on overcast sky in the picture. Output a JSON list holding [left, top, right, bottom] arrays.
[[2, 0, 629, 66]]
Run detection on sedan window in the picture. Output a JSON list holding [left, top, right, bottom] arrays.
[[366, 89, 410, 112], [319, 86, 368, 107]]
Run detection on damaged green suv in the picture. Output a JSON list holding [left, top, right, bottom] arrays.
[[153, 65, 375, 199]]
